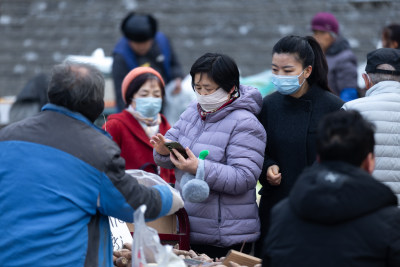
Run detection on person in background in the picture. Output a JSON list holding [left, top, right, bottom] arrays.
[[104, 66, 175, 184], [342, 48, 400, 205], [381, 23, 400, 49], [255, 35, 343, 256], [152, 53, 266, 259], [112, 12, 184, 112], [311, 12, 358, 101], [0, 62, 183, 266], [262, 110, 400, 267], [9, 73, 49, 124]]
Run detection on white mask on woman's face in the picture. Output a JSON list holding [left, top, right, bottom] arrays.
[[195, 88, 229, 112]]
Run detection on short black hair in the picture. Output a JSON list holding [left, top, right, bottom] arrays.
[[190, 53, 239, 93], [48, 62, 105, 122], [317, 110, 375, 166]]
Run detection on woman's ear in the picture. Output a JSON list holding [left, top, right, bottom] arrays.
[[229, 86, 236, 94], [304, 65, 313, 79]]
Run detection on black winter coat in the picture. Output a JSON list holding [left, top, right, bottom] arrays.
[[263, 161, 400, 267], [257, 85, 343, 245]]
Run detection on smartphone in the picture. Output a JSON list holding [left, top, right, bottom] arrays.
[[164, 141, 189, 159]]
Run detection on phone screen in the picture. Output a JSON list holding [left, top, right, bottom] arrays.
[[164, 142, 189, 159]]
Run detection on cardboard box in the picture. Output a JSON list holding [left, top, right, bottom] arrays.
[[126, 214, 177, 234], [223, 250, 262, 266]]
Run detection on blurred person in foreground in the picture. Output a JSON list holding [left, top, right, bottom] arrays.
[[0, 62, 183, 266], [104, 67, 175, 183], [263, 110, 400, 267], [311, 12, 358, 101], [381, 23, 400, 49], [343, 48, 400, 204], [112, 12, 184, 112], [152, 53, 266, 259]]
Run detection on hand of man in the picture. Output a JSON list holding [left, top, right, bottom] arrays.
[[166, 185, 184, 215]]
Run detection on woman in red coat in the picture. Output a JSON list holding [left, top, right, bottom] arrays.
[[104, 67, 175, 183]]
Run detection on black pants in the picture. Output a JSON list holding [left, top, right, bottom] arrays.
[[190, 242, 253, 260]]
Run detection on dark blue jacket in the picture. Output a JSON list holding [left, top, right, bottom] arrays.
[[0, 104, 173, 267], [112, 32, 183, 111], [263, 161, 400, 267]]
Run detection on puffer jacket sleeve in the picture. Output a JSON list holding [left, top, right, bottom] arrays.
[[203, 116, 266, 195], [99, 145, 173, 223]]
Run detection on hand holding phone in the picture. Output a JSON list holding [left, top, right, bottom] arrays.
[[164, 141, 189, 159]]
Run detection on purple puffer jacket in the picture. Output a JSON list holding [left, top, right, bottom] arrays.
[[154, 85, 266, 247]]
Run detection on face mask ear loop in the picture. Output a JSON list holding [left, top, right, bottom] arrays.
[[299, 69, 306, 87]]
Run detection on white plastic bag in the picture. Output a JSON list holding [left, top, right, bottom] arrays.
[[125, 169, 182, 201], [163, 75, 196, 126], [132, 205, 185, 267]]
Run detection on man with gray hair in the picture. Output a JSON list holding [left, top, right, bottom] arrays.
[[0, 62, 183, 266], [343, 48, 400, 204]]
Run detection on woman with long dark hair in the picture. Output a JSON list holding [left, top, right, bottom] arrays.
[[256, 35, 344, 255]]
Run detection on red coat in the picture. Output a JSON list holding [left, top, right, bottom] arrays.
[[104, 110, 175, 183]]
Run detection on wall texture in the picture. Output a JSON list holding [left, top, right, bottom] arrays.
[[0, 0, 399, 97]]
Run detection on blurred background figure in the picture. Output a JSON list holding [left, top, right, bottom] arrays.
[[381, 23, 400, 49], [9, 73, 49, 124], [104, 66, 175, 184], [112, 12, 184, 113], [311, 12, 358, 102]]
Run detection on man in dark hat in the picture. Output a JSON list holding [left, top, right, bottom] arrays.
[[311, 12, 358, 101], [112, 12, 184, 111], [343, 47, 400, 205]]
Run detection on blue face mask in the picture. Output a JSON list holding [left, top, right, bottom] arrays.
[[271, 70, 306, 95], [134, 97, 162, 118]]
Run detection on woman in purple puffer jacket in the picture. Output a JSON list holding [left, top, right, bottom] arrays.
[[151, 53, 266, 259]]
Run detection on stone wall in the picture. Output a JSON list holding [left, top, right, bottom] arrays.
[[0, 0, 399, 97]]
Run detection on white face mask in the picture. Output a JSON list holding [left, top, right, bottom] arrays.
[[195, 88, 230, 112]]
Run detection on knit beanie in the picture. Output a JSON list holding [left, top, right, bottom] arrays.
[[121, 13, 157, 42], [121, 67, 165, 104], [311, 12, 339, 35]]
